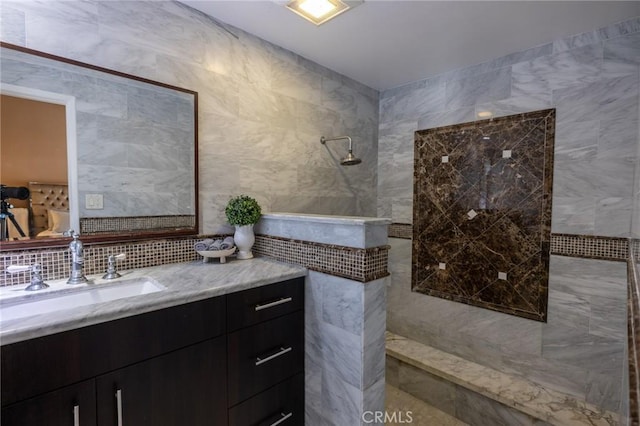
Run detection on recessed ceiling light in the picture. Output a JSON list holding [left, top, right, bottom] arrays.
[[286, 0, 360, 25]]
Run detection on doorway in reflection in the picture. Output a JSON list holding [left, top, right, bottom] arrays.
[[0, 95, 68, 240]]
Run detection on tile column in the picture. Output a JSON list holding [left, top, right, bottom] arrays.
[[256, 213, 390, 426]]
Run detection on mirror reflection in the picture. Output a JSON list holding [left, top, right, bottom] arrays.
[[0, 43, 198, 247]]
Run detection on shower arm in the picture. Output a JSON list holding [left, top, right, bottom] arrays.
[[320, 136, 353, 152]]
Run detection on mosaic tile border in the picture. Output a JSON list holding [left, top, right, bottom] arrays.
[[1, 233, 390, 287], [390, 223, 631, 262], [0, 235, 214, 287], [388, 223, 412, 240], [254, 234, 390, 283], [80, 215, 196, 234], [628, 238, 640, 426], [550, 233, 629, 261]]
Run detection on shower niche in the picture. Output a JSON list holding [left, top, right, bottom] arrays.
[[411, 109, 555, 321]]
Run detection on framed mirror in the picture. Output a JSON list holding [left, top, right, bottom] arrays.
[[0, 42, 198, 250]]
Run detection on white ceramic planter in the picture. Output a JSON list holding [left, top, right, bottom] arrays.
[[234, 224, 255, 260]]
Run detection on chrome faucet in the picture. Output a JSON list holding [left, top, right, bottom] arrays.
[[65, 230, 88, 284]]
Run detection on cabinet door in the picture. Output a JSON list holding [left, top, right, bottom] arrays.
[[1, 379, 96, 426], [96, 337, 227, 426]]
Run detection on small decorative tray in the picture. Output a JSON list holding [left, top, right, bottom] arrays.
[[197, 247, 236, 264]]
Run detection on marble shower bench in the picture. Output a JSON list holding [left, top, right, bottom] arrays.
[[386, 332, 619, 426]]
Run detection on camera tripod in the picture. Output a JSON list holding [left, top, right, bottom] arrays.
[[0, 198, 27, 241]]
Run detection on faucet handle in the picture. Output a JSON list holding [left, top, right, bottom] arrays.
[[64, 229, 81, 238], [6, 264, 49, 291], [103, 253, 126, 280], [6, 265, 31, 274]]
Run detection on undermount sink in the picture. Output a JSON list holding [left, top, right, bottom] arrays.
[[0, 277, 165, 324]]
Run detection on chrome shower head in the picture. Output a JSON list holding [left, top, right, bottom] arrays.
[[341, 151, 362, 166], [320, 135, 362, 166]]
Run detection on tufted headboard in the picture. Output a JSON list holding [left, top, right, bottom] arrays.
[[28, 182, 69, 236]]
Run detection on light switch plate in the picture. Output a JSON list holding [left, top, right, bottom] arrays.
[[86, 193, 103, 209]]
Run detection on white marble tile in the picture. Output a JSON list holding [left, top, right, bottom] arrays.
[[362, 376, 386, 425], [0, 3, 25, 45], [398, 362, 456, 416], [514, 43, 603, 95], [551, 196, 596, 234], [272, 55, 322, 104], [363, 278, 387, 389], [604, 32, 640, 76], [416, 107, 476, 130], [321, 369, 363, 426], [385, 384, 467, 426], [321, 275, 364, 335], [380, 79, 446, 123], [454, 386, 545, 426], [445, 67, 512, 109], [586, 370, 624, 413]]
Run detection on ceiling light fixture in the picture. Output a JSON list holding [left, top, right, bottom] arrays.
[[477, 111, 493, 118], [286, 0, 360, 25]]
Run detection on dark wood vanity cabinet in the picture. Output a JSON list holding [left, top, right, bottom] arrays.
[[0, 276, 305, 426]]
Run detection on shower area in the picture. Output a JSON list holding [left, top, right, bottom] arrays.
[[378, 16, 639, 426]]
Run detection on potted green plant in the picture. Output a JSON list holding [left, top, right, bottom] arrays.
[[225, 195, 262, 259]]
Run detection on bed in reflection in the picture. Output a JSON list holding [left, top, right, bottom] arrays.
[[28, 182, 69, 238]]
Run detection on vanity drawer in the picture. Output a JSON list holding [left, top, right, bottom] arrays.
[[227, 277, 304, 332], [228, 373, 304, 426], [227, 311, 304, 406]]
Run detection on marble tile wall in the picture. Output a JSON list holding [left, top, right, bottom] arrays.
[[380, 16, 638, 414], [0, 0, 379, 233]]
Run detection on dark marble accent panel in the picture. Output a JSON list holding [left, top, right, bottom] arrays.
[[412, 109, 555, 322]]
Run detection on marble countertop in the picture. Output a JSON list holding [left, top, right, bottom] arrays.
[[0, 258, 307, 346]]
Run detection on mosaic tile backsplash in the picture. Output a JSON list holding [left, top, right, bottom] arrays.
[[1, 234, 390, 287], [412, 109, 556, 321]]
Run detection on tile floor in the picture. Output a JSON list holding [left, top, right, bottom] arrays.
[[385, 384, 467, 425]]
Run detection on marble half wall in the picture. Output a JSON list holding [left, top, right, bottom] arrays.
[[412, 110, 555, 321]]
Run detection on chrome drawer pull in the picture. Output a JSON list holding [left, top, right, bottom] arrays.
[[73, 405, 80, 426], [270, 412, 293, 426], [116, 389, 123, 426], [255, 297, 292, 312], [255, 346, 292, 366]]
